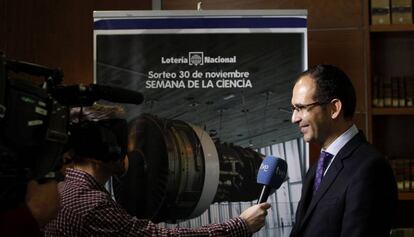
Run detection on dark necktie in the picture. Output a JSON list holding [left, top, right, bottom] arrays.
[[313, 151, 333, 194]]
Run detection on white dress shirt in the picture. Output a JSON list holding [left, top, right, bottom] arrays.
[[323, 124, 359, 175]]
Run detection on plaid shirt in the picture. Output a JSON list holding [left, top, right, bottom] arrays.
[[43, 168, 250, 237]]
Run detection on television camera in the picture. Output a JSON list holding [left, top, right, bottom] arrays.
[[0, 53, 142, 211]]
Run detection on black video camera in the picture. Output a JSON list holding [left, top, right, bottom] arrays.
[[0, 53, 143, 211], [0, 54, 69, 210]]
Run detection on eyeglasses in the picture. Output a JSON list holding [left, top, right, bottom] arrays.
[[291, 101, 328, 113]]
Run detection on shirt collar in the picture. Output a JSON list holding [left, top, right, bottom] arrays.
[[325, 124, 358, 157], [65, 168, 109, 194]]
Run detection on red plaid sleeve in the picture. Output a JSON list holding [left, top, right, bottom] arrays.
[[83, 199, 250, 237]]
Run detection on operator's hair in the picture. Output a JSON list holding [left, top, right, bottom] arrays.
[[297, 64, 356, 119], [70, 103, 125, 123], [68, 104, 126, 163]]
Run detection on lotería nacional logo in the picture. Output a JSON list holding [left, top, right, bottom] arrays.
[[189, 52, 204, 66], [161, 52, 237, 66]]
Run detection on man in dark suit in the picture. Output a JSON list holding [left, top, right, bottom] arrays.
[[289, 64, 398, 237]]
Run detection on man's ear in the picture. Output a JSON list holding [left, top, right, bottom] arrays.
[[330, 99, 342, 119]]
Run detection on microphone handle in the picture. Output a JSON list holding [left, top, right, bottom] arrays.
[[257, 185, 272, 204]]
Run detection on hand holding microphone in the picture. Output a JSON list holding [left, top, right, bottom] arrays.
[[239, 202, 271, 234], [238, 156, 287, 234], [256, 156, 288, 204]]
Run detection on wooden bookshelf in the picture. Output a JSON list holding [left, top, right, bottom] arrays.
[[372, 108, 414, 115], [370, 24, 414, 32], [368, 0, 414, 227], [399, 192, 414, 201]]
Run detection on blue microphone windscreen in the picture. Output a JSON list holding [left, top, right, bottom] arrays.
[[257, 156, 287, 189]]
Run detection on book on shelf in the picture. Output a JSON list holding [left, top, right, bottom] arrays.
[[389, 157, 413, 192], [372, 76, 414, 108], [384, 77, 392, 107], [391, 77, 399, 107], [412, 158, 414, 192], [391, 228, 414, 237], [404, 159, 411, 191], [407, 77, 414, 107], [391, 0, 413, 24], [372, 75, 385, 107], [371, 0, 391, 25], [373, 75, 380, 107], [399, 77, 406, 107]]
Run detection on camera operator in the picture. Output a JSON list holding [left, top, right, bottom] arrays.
[[44, 103, 270, 237]]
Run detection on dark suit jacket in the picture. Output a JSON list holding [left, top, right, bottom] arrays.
[[290, 132, 398, 237]]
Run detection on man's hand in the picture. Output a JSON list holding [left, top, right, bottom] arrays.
[[239, 202, 271, 233], [25, 180, 60, 227]]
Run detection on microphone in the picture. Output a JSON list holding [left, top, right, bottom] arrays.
[[51, 84, 144, 106], [256, 156, 287, 204], [6, 58, 64, 82], [89, 84, 144, 105]]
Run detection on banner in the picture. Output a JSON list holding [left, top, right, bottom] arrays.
[[94, 10, 307, 224]]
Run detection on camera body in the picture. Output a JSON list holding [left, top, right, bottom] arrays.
[[0, 53, 144, 211], [0, 55, 68, 210]]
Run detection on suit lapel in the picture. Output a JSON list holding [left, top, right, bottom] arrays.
[[299, 157, 343, 227], [295, 165, 317, 223], [297, 132, 366, 230]]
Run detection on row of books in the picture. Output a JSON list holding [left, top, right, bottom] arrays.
[[371, 0, 413, 25], [391, 228, 414, 237], [389, 158, 414, 192], [372, 76, 414, 107]]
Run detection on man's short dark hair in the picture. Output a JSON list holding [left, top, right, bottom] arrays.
[[70, 104, 125, 123], [69, 104, 127, 162], [298, 64, 356, 119]]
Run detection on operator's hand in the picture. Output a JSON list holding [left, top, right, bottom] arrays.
[[239, 202, 271, 233], [25, 180, 60, 227]]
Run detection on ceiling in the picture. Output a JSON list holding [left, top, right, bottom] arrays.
[[96, 32, 304, 149]]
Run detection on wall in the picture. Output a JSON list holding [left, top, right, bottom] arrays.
[[0, 0, 151, 85]]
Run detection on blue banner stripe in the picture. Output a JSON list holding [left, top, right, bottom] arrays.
[[94, 17, 307, 30]]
